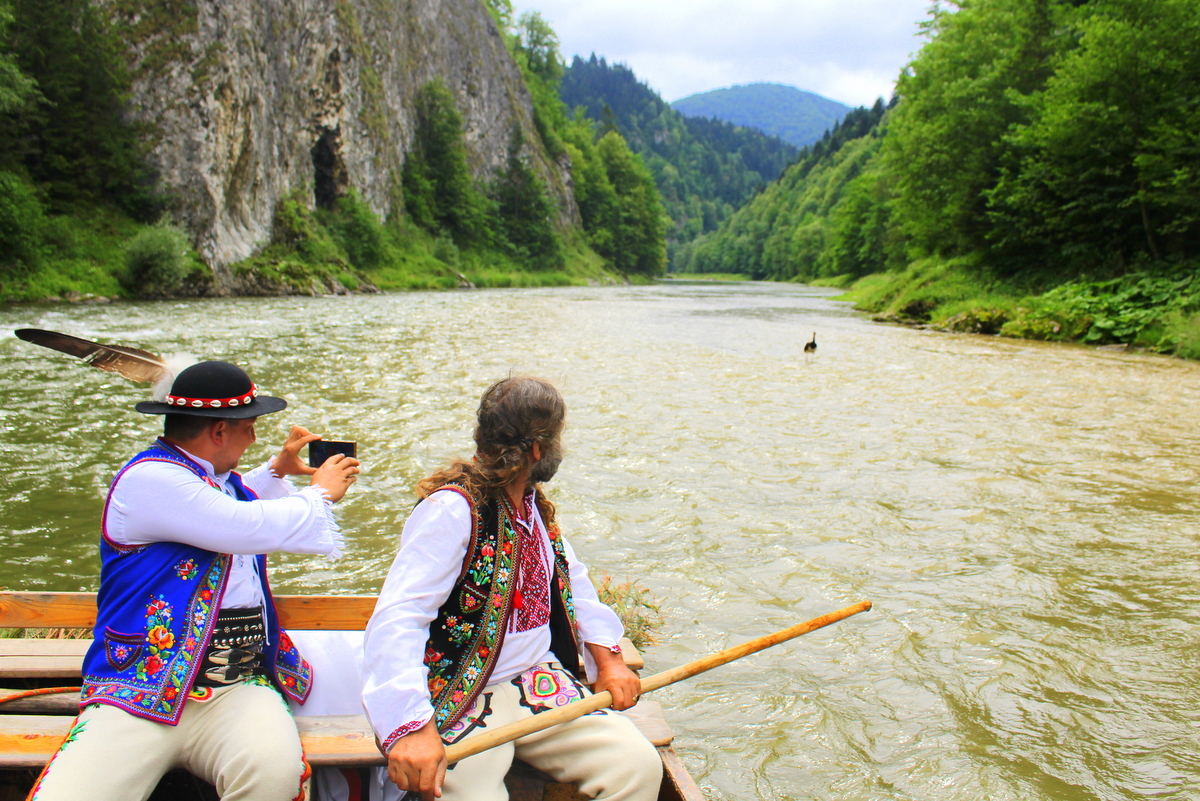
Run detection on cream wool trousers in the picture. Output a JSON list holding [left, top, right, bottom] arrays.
[[29, 682, 308, 801], [436, 662, 662, 801]]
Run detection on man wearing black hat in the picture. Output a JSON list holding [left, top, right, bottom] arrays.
[[31, 361, 360, 801]]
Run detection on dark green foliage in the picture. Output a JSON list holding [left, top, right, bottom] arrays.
[[507, 38, 667, 276], [671, 83, 852, 148], [593, 131, 666, 275], [0, 0, 156, 217], [323, 192, 388, 272], [0, 1, 34, 114], [985, 0, 1200, 269], [681, 101, 891, 280], [560, 55, 797, 267], [493, 131, 563, 271], [121, 222, 191, 297], [402, 80, 491, 247], [0, 169, 44, 276]]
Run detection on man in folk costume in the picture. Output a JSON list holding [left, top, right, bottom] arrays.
[[362, 376, 662, 801], [31, 361, 360, 801]]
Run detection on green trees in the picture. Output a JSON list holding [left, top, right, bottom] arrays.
[[561, 55, 798, 267], [694, 0, 1199, 297], [681, 102, 891, 280], [884, 0, 1200, 275], [0, 0, 153, 214], [987, 0, 1200, 269], [505, 19, 667, 276], [402, 81, 492, 247]]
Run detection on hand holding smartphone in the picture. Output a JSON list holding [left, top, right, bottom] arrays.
[[308, 440, 357, 468]]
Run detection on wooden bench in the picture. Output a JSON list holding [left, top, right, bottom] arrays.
[[0, 591, 701, 800]]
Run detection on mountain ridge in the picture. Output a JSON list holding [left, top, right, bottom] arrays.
[[672, 82, 852, 148]]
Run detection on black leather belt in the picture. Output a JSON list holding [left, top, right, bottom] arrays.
[[195, 606, 267, 687]]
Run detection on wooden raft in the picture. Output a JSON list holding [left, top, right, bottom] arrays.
[[0, 591, 668, 773]]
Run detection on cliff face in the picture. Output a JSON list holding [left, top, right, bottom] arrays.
[[111, 0, 576, 292]]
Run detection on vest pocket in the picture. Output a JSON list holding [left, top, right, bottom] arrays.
[[458, 582, 488, 612], [103, 627, 145, 672]]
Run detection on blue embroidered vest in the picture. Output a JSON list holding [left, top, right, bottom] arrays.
[[423, 486, 581, 732], [80, 440, 313, 725]]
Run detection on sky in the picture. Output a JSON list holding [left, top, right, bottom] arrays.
[[509, 0, 935, 108]]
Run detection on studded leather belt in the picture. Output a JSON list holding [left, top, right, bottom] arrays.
[[194, 606, 267, 687]]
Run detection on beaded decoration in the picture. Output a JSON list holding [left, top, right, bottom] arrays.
[[165, 384, 259, 409]]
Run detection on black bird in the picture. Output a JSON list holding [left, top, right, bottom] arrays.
[[803, 332, 817, 353]]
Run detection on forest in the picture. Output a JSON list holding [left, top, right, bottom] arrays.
[[685, 0, 1200, 357], [561, 55, 798, 267], [0, 0, 667, 301], [670, 83, 850, 148]]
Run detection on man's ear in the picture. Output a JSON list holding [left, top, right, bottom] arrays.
[[209, 419, 229, 445], [531, 441, 542, 461]]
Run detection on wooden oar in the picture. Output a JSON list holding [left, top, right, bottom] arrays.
[[444, 599, 872, 765]]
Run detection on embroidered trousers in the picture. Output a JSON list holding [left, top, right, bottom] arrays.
[[437, 662, 662, 801], [29, 682, 308, 801]]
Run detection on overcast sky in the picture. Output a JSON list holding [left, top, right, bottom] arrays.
[[510, 0, 934, 108]]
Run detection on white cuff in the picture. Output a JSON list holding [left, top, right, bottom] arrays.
[[298, 485, 344, 560]]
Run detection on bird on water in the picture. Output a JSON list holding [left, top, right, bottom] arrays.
[[804, 333, 817, 353]]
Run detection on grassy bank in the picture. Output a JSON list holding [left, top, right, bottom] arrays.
[[0, 194, 623, 303], [839, 259, 1200, 359], [662, 272, 751, 282]]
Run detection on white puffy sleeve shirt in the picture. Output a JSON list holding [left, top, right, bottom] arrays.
[[361, 489, 624, 746], [104, 448, 343, 608]]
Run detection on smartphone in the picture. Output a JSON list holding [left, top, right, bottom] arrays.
[[308, 440, 357, 468]]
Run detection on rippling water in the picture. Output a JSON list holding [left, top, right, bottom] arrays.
[[3, 282, 1199, 800]]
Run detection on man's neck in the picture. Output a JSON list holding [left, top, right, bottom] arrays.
[[163, 437, 229, 475], [504, 479, 531, 515]]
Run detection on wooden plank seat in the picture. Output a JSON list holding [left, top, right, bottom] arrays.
[[0, 701, 675, 770], [0, 591, 658, 771]]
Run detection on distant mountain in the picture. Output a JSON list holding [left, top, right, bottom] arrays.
[[561, 55, 799, 267], [672, 83, 852, 148]]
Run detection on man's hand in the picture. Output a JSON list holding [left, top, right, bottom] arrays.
[[587, 643, 642, 711], [386, 720, 447, 801], [271, 426, 321, 478], [310, 453, 360, 503]]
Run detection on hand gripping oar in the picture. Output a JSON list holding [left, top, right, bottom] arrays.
[[444, 599, 872, 766]]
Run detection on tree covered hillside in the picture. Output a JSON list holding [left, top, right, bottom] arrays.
[[679, 101, 890, 279], [671, 83, 851, 148], [561, 55, 798, 266], [0, 0, 668, 302], [687, 0, 1200, 358]]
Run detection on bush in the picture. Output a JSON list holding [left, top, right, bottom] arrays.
[[121, 222, 192, 296], [592, 574, 663, 650]]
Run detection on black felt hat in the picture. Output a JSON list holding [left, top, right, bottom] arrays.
[[134, 361, 287, 419]]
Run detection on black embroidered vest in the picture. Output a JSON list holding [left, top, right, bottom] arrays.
[[422, 485, 581, 732]]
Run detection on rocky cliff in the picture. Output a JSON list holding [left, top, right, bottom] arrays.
[[109, 0, 576, 292]]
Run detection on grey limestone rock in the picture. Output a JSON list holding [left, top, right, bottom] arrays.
[[112, 0, 577, 293]]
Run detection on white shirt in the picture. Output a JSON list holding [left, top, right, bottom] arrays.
[[361, 489, 624, 744], [104, 445, 342, 609]]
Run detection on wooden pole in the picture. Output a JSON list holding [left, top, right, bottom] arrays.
[[444, 599, 872, 765]]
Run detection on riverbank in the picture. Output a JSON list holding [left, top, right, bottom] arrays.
[[0, 196, 628, 304], [833, 258, 1200, 360]]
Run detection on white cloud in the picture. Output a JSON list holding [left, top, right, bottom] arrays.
[[513, 0, 932, 106]]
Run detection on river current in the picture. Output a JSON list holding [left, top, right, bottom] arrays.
[[2, 281, 1198, 800]]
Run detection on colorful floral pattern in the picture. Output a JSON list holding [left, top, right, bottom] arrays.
[[442, 691, 494, 745], [422, 486, 581, 734], [514, 666, 585, 713], [82, 442, 314, 725]]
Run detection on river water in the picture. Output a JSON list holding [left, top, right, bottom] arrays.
[[2, 281, 1199, 800]]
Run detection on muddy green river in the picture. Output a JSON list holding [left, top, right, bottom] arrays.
[[2, 281, 1199, 799]]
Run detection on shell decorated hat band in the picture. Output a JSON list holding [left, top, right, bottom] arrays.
[[165, 385, 259, 409]]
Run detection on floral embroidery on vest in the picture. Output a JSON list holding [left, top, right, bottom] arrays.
[[422, 487, 580, 733], [81, 441, 314, 723]]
